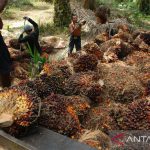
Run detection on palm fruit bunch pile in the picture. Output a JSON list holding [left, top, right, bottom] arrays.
[[24, 70, 68, 99], [112, 24, 133, 43], [24, 76, 51, 99], [100, 38, 134, 61], [67, 52, 81, 64], [38, 94, 81, 137], [82, 42, 103, 60], [98, 62, 144, 103], [43, 60, 72, 78], [140, 32, 150, 46], [64, 95, 90, 121], [112, 98, 150, 130], [94, 32, 109, 46], [73, 54, 98, 73], [134, 31, 150, 51], [64, 71, 100, 97], [82, 106, 114, 132], [9, 39, 22, 50], [86, 84, 102, 103], [77, 130, 111, 150], [8, 48, 28, 61], [125, 51, 150, 74], [0, 85, 40, 137], [11, 58, 30, 81], [125, 51, 150, 91]]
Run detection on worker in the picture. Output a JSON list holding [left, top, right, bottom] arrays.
[[0, 17, 12, 88], [18, 17, 42, 55], [68, 15, 86, 55]]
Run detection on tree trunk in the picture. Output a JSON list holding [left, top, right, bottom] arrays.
[[83, 0, 96, 10], [54, 0, 71, 27]]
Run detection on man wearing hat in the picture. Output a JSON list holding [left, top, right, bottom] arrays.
[[18, 17, 42, 55]]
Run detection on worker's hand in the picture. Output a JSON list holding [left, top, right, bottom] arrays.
[[23, 16, 29, 20]]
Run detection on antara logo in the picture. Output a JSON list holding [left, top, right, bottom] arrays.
[[111, 133, 150, 148], [111, 133, 125, 147], [126, 136, 150, 143]]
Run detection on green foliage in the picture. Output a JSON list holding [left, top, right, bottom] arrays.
[[39, 22, 68, 36], [27, 43, 46, 78], [8, 0, 34, 9], [96, 0, 150, 29], [54, 0, 71, 27]]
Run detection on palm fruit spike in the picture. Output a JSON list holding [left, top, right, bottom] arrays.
[[0, 85, 41, 137], [38, 94, 81, 137]]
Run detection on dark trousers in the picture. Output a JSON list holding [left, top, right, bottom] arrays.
[[0, 73, 11, 88], [68, 35, 81, 54]]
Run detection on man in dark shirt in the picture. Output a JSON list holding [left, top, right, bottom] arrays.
[[18, 17, 42, 55], [0, 17, 12, 88]]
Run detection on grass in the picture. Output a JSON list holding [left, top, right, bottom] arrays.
[[39, 22, 69, 36]]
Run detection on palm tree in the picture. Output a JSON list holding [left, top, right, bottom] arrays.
[[138, 0, 150, 15], [54, 0, 71, 26]]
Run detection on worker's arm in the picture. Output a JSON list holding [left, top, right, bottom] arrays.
[[18, 32, 32, 43], [23, 17, 39, 33], [69, 23, 74, 33]]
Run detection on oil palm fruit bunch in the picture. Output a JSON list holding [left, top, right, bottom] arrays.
[[83, 42, 103, 60], [9, 39, 23, 50], [64, 95, 90, 121], [64, 71, 100, 96], [114, 98, 150, 130], [94, 32, 109, 45], [39, 71, 66, 95], [38, 94, 81, 137], [98, 62, 144, 103], [100, 39, 133, 60], [25, 76, 51, 99], [0, 85, 41, 137], [140, 32, 150, 46], [43, 60, 72, 78], [86, 83, 102, 103], [25, 70, 67, 99], [73, 54, 98, 73], [82, 107, 114, 132]]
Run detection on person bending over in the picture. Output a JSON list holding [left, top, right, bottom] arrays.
[[18, 17, 42, 55]]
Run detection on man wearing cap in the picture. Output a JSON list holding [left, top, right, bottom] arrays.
[[18, 17, 42, 55], [0, 17, 12, 88]]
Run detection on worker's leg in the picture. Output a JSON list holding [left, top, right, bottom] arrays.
[[75, 36, 81, 52], [0, 72, 11, 88], [68, 36, 75, 55]]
